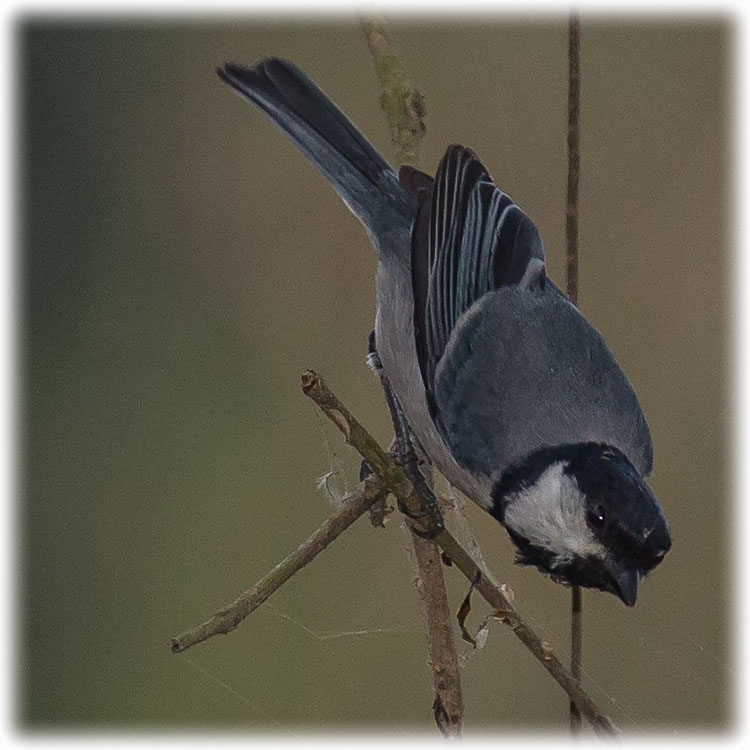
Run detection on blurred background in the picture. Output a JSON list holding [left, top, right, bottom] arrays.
[[19, 15, 731, 733]]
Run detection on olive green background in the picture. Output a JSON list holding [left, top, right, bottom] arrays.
[[20, 17, 731, 732]]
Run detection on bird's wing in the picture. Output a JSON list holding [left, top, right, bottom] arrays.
[[406, 145, 545, 415], [406, 145, 653, 479]]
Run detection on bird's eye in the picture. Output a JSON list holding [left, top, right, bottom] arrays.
[[588, 504, 606, 528]]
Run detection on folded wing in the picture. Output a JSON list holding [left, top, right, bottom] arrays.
[[407, 145, 546, 415], [409, 145, 653, 479]]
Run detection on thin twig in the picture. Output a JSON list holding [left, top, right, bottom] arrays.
[[571, 585, 583, 732], [303, 370, 618, 737], [301, 371, 425, 519], [566, 13, 581, 309], [170, 477, 386, 653], [361, 16, 426, 167], [433, 528, 615, 738], [411, 534, 463, 735], [308, 353, 462, 730], [566, 12, 583, 735]]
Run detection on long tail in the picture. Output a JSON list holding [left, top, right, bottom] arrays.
[[217, 58, 413, 243]]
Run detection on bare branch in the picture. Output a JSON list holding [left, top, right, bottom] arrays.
[[172, 369, 616, 734], [566, 13, 581, 308], [170, 477, 386, 653], [303, 369, 618, 737], [300, 371, 421, 517], [411, 533, 463, 736], [435, 530, 614, 737], [571, 584, 584, 732], [361, 16, 426, 167]]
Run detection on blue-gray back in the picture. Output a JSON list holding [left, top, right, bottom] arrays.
[[434, 282, 653, 480]]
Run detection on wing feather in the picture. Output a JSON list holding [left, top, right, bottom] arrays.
[[411, 145, 545, 400]]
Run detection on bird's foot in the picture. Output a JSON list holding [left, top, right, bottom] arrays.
[[367, 329, 444, 536]]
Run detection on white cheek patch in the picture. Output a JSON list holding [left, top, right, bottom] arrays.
[[503, 462, 607, 565]]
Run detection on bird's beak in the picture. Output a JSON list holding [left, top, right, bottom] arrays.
[[609, 566, 640, 607]]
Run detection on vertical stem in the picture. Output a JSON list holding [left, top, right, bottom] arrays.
[[361, 16, 426, 168], [566, 13, 581, 308], [411, 531, 464, 736], [566, 12, 583, 735], [570, 585, 583, 732]]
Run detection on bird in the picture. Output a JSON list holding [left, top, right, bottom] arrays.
[[217, 58, 671, 607]]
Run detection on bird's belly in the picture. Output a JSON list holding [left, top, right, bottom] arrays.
[[374, 259, 492, 509]]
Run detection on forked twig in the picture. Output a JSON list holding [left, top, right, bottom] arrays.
[[170, 371, 618, 735], [303, 371, 618, 737]]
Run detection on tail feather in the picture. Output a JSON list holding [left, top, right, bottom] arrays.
[[217, 58, 413, 240]]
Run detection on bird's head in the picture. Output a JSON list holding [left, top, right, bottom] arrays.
[[491, 443, 671, 606]]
